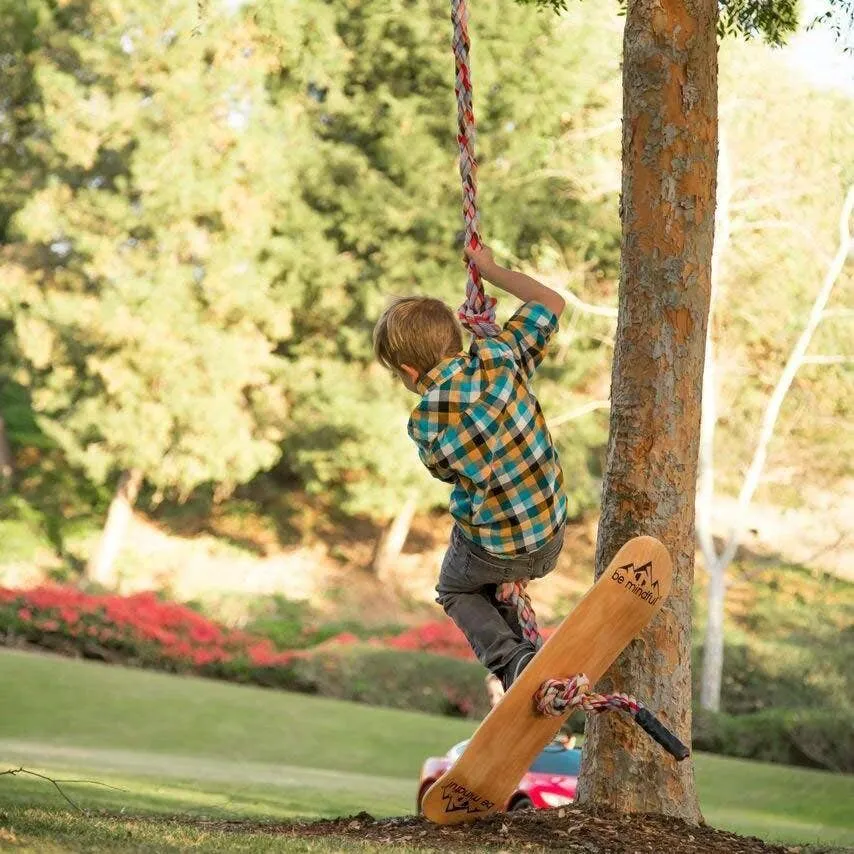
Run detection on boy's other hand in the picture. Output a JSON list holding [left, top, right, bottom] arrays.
[[464, 243, 497, 273]]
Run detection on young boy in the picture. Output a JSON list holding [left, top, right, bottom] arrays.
[[373, 244, 567, 692]]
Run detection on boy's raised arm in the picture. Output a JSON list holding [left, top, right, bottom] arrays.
[[465, 244, 565, 319]]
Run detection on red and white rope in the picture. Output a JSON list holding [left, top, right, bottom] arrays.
[[497, 582, 644, 720], [450, 0, 499, 338], [535, 673, 643, 719], [497, 580, 543, 650]]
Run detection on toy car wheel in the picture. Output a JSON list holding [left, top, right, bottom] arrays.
[[509, 795, 534, 812]]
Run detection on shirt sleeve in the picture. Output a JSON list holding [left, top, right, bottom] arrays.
[[417, 445, 458, 484], [497, 301, 559, 378]]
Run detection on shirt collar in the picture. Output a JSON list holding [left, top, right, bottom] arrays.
[[416, 352, 465, 395]]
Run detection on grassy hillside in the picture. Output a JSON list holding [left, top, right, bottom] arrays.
[[1, 649, 853, 849]]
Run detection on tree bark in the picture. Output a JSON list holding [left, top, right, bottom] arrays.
[[86, 468, 143, 587], [576, 0, 717, 822], [372, 491, 417, 584]]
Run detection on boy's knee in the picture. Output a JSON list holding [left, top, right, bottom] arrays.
[[435, 588, 458, 615]]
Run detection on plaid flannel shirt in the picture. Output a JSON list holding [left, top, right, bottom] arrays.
[[408, 301, 566, 556]]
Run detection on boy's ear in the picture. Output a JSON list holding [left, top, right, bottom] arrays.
[[399, 364, 420, 383]]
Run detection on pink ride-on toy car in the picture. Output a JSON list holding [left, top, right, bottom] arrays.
[[417, 737, 581, 814]]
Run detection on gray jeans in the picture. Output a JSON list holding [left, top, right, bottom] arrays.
[[435, 523, 565, 678]]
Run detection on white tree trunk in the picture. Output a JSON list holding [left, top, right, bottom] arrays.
[[698, 184, 854, 711], [372, 491, 417, 584], [717, 185, 854, 570], [697, 130, 731, 712], [87, 469, 143, 587]]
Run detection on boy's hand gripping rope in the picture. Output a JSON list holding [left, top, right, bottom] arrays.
[[451, 0, 499, 338], [496, 581, 690, 761]]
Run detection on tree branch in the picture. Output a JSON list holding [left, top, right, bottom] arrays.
[[716, 185, 854, 570], [1, 767, 127, 813]]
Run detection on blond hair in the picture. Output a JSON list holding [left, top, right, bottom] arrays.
[[373, 297, 463, 376]]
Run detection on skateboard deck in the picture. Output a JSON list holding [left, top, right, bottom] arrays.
[[421, 535, 673, 825]]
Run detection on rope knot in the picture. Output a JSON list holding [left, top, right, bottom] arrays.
[[534, 674, 591, 717], [534, 673, 642, 719]]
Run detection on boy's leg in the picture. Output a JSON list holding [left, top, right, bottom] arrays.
[[438, 585, 533, 678], [489, 522, 567, 688], [435, 527, 533, 679]]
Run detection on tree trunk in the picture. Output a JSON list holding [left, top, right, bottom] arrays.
[[699, 555, 725, 710], [86, 468, 143, 587], [0, 415, 13, 488], [576, 0, 717, 822], [698, 184, 853, 711], [697, 128, 731, 713], [372, 491, 417, 584]]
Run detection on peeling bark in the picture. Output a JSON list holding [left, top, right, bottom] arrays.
[[575, 0, 716, 822], [86, 469, 143, 587]]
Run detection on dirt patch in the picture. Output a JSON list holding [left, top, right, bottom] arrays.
[[205, 808, 802, 853]]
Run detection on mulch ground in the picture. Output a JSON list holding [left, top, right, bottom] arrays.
[[206, 807, 807, 853]]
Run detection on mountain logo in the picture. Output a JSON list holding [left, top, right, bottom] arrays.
[[613, 560, 660, 605], [441, 781, 494, 814]]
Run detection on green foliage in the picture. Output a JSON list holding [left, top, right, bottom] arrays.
[[269, 0, 623, 521], [717, 0, 798, 45], [694, 707, 854, 773], [0, 0, 850, 546], [515, 0, 852, 51], [290, 645, 490, 718], [1, 0, 306, 500], [0, 0, 48, 239], [0, 0, 624, 531], [243, 594, 404, 651]]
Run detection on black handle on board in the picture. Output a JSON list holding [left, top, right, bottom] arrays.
[[634, 708, 690, 761]]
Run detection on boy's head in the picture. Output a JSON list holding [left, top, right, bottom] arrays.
[[373, 296, 463, 393]]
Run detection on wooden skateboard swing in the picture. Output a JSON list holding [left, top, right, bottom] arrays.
[[421, 535, 689, 825]]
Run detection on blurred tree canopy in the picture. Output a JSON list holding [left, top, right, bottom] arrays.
[[0, 0, 850, 569]]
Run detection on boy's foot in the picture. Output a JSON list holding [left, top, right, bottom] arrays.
[[501, 644, 536, 691]]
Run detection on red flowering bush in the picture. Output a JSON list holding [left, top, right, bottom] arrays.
[[0, 586, 550, 718], [0, 585, 298, 686], [385, 620, 476, 659], [384, 619, 556, 659]]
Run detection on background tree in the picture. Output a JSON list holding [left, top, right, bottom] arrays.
[[571, 0, 717, 821], [0, 0, 314, 583], [695, 69, 854, 712], [262, 0, 627, 567], [519, 0, 850, 821]]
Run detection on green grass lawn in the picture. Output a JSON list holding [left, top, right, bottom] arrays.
[[1, 649, 852, 853]]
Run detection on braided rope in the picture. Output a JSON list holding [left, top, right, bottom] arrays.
[[497, 580, 543, 650], [496, 581, 644, 720], [535, 673, 642, 719], [450, 0, 499, 338]]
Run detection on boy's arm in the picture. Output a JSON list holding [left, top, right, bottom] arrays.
[[465, 244, 565, 318]]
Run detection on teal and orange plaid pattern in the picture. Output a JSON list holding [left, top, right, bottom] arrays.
[[408, 301, 567, 556]]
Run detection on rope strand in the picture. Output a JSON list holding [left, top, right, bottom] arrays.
[[497, 582, 644, 719], [450, 0, 499, 337]]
